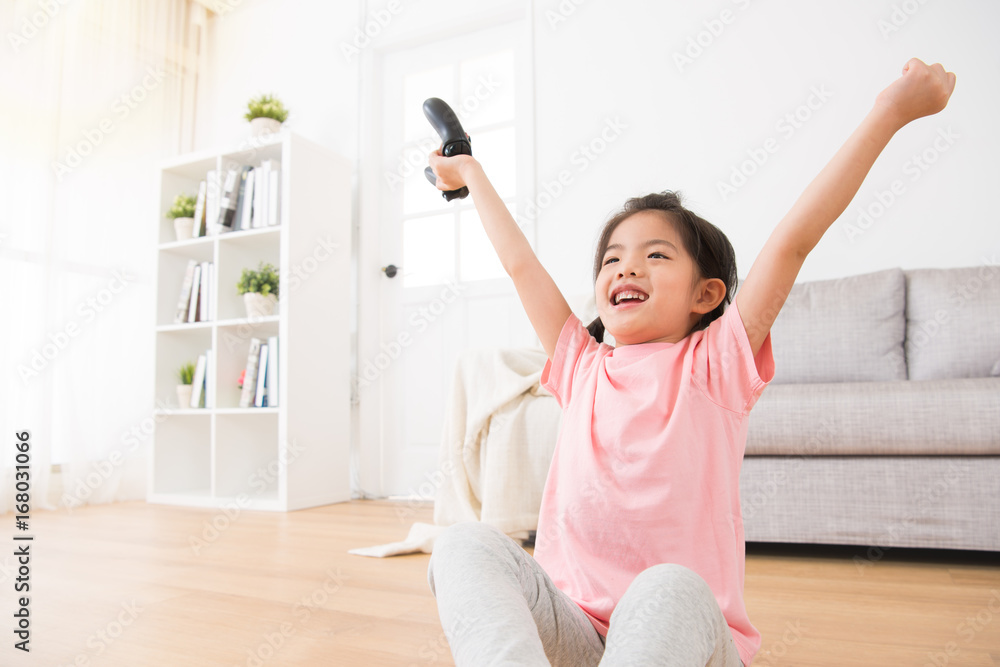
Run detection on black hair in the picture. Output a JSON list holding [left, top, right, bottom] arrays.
[[586, 191, 737, 343]]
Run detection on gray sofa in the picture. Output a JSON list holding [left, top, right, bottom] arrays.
[[440, 264, 1000, 552], [740, 265, 1000, 552]]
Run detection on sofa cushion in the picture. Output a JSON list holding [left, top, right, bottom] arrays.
[[768, 268, 906, 384], [746, 378, 1000, 456], [905, 266, 1000, 380]]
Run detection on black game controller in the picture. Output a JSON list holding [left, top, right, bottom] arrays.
[[423, 97, 471, 201]]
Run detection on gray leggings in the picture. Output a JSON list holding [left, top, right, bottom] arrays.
[[427, 522, 745, 667]]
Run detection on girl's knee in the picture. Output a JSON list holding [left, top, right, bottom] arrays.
[[434, 521, 506, 556], [633, 563, 713, 600], [427, 522, 507, 594]]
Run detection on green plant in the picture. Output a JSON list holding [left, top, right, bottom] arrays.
[[244, 93, 289, 123], [237, 261, 279, 297], [166, 193, 197, 219], [177, 361, 196, 385]]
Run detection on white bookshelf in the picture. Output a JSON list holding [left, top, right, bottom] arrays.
[[148, 131, 352, 511]]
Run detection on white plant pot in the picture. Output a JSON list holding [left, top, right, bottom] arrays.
[[176, 384, 193, 409], [250, 117, 282, 138], [244, 292, 278, 319], [173, 217, 195, 241]]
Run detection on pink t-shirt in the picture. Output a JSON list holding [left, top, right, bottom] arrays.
[[536, 301, 774, 667]]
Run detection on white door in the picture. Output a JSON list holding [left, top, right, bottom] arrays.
[[357, 20, 536, 498]]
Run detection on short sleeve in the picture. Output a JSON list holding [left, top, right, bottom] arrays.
[[540, 313, 606, 408], [695, 300, 775, 415]]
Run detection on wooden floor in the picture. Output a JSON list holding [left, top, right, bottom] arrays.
[[3, 500, 998, 666]]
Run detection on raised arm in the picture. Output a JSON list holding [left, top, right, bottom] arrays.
[[736, 58, 957, 356], [428, 151, 572, 360]]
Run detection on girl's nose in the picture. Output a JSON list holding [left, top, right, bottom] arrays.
[[617, 261, 642, 278]]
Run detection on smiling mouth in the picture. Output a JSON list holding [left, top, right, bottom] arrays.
[[611, 289, 649, 307]]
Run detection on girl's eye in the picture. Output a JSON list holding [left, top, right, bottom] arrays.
[[649, 252, 667, 259], [603, 257, 618, 265]]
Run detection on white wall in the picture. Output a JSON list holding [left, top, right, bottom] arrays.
[[195, 0, 362, 159], [530, 0, 999, 297]]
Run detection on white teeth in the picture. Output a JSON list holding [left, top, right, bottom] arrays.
[[613, 290, 648, 305]]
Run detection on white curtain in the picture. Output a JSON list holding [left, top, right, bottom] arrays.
[[0, 0, 204, 513]]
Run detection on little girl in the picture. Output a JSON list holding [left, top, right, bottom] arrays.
[[425, 58, 955, 666]]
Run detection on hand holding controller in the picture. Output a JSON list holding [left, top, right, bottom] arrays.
[[423, 97, 472, 201]]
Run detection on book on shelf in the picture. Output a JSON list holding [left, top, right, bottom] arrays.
[[174, 259, 197, 323], [232, 166, 252, 232], [192, 181, 207, 238], [206, 170, 221, 235], [268, 168, 280, 226], [252, 167, 265, 229], [255, 342, 269, 408], [218, 168, 240, 232], [207, 262, 213, 320], [266, 335, 278, 407], [239, 338, 262, 408], [257, 159, 281, 227], [239, 167, 255, 231], [190, 353, 207, 408], [187, 264, 201, 323], [198, 261, 212, 322]]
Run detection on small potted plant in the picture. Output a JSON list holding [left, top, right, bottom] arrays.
[[167, 193, 197, 241], [244, 93, 289, 138], [176, 361, 196, 408], [237, 261, 279, 318]]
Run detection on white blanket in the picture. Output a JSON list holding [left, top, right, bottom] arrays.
[[350, 347, 560, 557]]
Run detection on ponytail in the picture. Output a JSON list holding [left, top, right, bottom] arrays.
[[586, 316, 605, 343]]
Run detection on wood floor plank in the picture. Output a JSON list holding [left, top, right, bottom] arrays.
[[1, 500, 997, 666]]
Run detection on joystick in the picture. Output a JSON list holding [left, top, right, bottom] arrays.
[[423, 97, 471, 201]]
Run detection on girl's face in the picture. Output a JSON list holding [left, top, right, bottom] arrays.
[[595, 211, 721, 346]]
